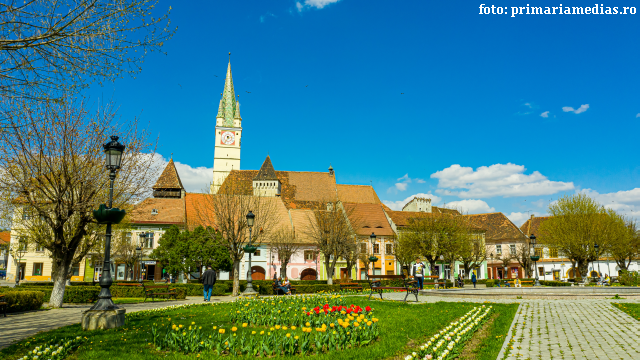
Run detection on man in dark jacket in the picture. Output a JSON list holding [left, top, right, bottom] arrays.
[[201, 266, 217, 302]]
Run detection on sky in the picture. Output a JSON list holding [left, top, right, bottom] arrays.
[[88, 0, 640, 227]]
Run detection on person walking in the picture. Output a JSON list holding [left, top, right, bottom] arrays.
[[201, 265, 217, 302], [412, 257, 426, 290], [471, 271, 477, 288]]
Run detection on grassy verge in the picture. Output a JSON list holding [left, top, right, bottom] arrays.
[[111, 298, 179, 304], [612, 303, 640, 321], [1, 297, 518, 360], [464, 302, 519, 359]]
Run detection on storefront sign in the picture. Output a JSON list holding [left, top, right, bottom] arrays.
[[142, 261, 156, 265]]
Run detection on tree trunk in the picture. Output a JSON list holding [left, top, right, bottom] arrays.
[[616, 259, 629, 272], [578, 260, 589, 279], [280, 261, 288, 279], [49, 261, 70, 308], [232, 259, 240, 296], [324, 256, 333, 285]]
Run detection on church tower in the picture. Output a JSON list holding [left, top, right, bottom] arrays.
[[210, 54, 242, 194]]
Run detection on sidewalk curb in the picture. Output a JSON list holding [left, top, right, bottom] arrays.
[[496, 302, 522, 360]]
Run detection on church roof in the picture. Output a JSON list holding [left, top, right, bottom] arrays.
[[336, 184, 382, 204], [253, 156, 278, 181], [152, 159, 185, 190], [344, 203, 394, 236], [129, 197, 186, 225], [216, 58, 239, 127], [465, 212, 526, 242], [519, 216, 552, 239]]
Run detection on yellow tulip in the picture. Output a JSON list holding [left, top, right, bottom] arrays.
[[242, 323, 248, 328], [232, 327, 238, 332]]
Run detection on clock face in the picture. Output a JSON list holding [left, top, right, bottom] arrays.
[[221, 131, 235, 145]]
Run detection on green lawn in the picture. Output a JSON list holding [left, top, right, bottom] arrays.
[[612, 303, 640, 321], [1, 296, 519, 360], [111, 298, 179, 304]]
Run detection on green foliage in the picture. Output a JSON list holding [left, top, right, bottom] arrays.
[[619, 270, 639, 286], [151, 225, 233, 277], [1, 290, 45, 313], [485, 279, 495, 287], [538, 280, 572, 287], [0, 286, 99, 303], [612, 303, 640, 321]]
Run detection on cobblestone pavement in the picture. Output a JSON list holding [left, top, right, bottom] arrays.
[[0, 296, 231, 350], [376, 292, 640, 360]]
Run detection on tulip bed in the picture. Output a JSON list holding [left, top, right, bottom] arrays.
[[403, 305, 493, 360], [16, 336, 84, 360]]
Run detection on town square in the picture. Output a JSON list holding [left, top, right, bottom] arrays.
[[0, 1, 639, 360]]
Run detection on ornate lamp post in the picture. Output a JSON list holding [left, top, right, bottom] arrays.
[[82, 136, 126, 330], [138, 232, 146, 282], [135, 245, 142, 282], [529, 234, 541, 286], [242, 211, 258, 296], [594, 243, 601, 278], [14, 240, 27, 286], [489, 253, 494, 279], [368, 233, 377, 276]]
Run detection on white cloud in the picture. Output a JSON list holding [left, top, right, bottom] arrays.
[[260, 12, 276, 23], [416, 179, 426, 184], [297, 0, 340, 11], [562, 104, 589, 114], [387, 173, 422, 194], [540, 111, 549, 118], [382, 193, 442, 211], [524, 103, 532, 108], [431, 163, 575, 198], [531, 199, 546, 208], [155, 154, 213, 193], [505, 211, 544, 227], [579, 188, 640, 220], [636, 113, 640, 118], [445, 199, 495, 214], [395, 182, 408, 191]]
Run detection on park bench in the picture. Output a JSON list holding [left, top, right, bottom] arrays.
[[142, 284, 177, 302], [0, 294, 7, 317], [339, 278, 363, 292], [423, 275, 446, 289], [366, 274, 419, 302], [272, 282, 297, 295]]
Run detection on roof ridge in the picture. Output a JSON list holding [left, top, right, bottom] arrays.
[[152, 159, 185, 191], [254, 156, 278, 181]]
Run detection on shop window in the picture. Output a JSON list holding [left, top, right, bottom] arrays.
[[538, 267, 544, 276], [72, 265, 80, 276], [32, 262, 43, 276]]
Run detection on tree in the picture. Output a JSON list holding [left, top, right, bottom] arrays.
[[458, 229, 486, 279], [339, 234, 360, 280], [191, 178, 280, 296], [512, 243, 534, 278], [0, 0, 175, 104], [402, 214, 444, 276], [538, 194, 613, 280], [606, 214, 639, 272], [269, 227, 301, 279], [188, 226, 233, 275], [150, 225, 189, 278], [305, 201, 355, 285], [391, 233, 416, 276], [0, 98, 157, 307]]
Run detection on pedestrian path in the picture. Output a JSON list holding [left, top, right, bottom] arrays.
[[503, 300, 640, 360], [0, 296, 229, 349]]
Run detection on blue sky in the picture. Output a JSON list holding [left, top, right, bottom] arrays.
[[90, 0, 640, 226]]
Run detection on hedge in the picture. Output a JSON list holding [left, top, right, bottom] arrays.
[[539, 280, 572, 287], [1, 290, 45, 313], [485, 280, 495, 288], [619, 270, 639, 286], [0, 285, 186, 303]]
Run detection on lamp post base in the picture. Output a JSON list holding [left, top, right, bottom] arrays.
[[81, 308, 126, 330], [240, 287, 259, 298]]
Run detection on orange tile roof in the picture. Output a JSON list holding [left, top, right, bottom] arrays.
[[465, 212, 526, 242], [153, 159, 185, 190], [385, 210, 442, 227], [289, 209, 318, 244], [344, 203, 394, 236], [336, 184, 382, 204], [432, 206, 461, 215], [0, 231, 9, 245], [519, 216, 553, 238], [129, 197, 186, 225]]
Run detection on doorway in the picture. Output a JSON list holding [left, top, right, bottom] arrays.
[[18, 262, 26, 280], [146, 264, 155, 280], [251, 266, 266, 280], [340, 267, 349, 280], [300, 268, 317, 280]]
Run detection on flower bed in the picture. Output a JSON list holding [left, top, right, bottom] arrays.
[[404, 305, 493, 360], [17, 336, 84, 360]]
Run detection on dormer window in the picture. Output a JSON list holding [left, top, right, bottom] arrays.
[[151, 209, 158, 215]]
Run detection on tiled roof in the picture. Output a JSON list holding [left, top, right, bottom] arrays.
[[129, 197, 186, 225], [432, 207, 461, 215], [519, 216, 553, 238], [385, 210, 484, 232], [254, 156, 278, 181], [344, 203, 394, 236], [336, 184, 382, 204], [289, 209, 318, 244], [152, 159, 185, 190], [465, 212, 526, 242], [185, 193, 292, 236], [219, 169, 337, 210], [0, 231, 9, 245]]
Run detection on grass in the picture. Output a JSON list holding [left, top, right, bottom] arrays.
[[612, 302, 640, 321], [1, 297, 519, 360]]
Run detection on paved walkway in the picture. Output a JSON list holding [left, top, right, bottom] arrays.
[[0, 296, 229, 350]]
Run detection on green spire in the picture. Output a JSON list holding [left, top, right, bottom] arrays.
[[217, 55, 238, 127]]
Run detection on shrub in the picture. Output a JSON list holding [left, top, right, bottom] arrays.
[[2, 290, 45, 313], [539, 280, 571, 287], [485, 280, 495, 288], [619, 270, 639, 286]]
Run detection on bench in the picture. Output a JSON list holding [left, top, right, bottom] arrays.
[[366, 274, 419, 302], [0, 294, 6, 317], [339, 279, 363, 292], [143, 284, 177, 302], [422, 275, 446, 289], [272, 282, 297, 295]]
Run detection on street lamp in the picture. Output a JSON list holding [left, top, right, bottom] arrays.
[[368, 233, 378, 276], [489, 253, 494, 279], [594, 243, 601, 279], [82, 136, 126, 330], [242, 210, 258, 296], [138, 232, 146, 282], [529, 234, 541, 286], [135, 245, 142, 283], [14, 240, 27, 286]]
